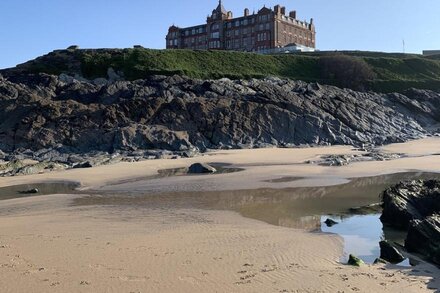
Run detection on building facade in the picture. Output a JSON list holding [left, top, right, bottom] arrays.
[[166, 1, 315, 52], [423, 50, 440, 56]]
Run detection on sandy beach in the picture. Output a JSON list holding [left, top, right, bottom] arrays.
[[0, 138, 440, 292]]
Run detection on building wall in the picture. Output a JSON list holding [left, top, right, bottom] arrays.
[[166, 4, 315, 52], [423, 50, 440, 56]]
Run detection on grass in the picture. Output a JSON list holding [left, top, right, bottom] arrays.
[[9, 48, 440, 93]]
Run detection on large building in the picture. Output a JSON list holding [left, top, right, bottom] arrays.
[[166, 1, 315, 53], [423, 50, 440, 56]]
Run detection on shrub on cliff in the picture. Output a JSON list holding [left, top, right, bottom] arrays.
[[319, 54, 376, 91]]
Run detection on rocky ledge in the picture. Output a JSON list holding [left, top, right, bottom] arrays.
[[380, 180, 440, 265], [0, 72, 439, 175]]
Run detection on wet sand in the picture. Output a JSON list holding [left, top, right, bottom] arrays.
[[0, 138, 439, 292]]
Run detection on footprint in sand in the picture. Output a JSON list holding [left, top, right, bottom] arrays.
[[178, 276, 201, 285], [119, 275, 150, 282]]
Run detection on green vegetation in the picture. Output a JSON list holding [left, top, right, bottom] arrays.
[[9, 48, 440, 93], [79, 49, 321, 81], [347, 254, 365, 267]]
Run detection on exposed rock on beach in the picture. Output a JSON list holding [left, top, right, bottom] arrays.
[[381, 180, 440, 265]]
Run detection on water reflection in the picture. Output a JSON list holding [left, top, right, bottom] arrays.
[[321, 214, 410, 265]]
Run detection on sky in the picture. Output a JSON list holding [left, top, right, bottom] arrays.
[[1, 0, 440, 69]]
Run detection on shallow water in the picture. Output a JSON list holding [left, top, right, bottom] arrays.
[[75, 171, 440, 265], [2, 172, 436, 266], [321, 214, 410, 266], [0, 182, 79, 200]]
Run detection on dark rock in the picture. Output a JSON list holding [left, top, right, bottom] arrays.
[[380, 180, 440, 265], [324, 218, 339, 227], [20, 188, 39, 194], [379, 240, 405, 263], [347, 254, 364, 266], [73, 161, 93, 169], [380, 180, 440, 230], [405, 215, 440, 265], [0, 72, 439, 154], [188, 163, 217, 174], [373, 258, 388, 265]]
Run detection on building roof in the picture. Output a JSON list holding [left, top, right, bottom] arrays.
[[216, 0, 227, 15]]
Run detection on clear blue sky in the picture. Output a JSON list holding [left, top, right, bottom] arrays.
[[1, 0, 439, 69]]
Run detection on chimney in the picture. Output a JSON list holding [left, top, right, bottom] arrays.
[[274, 5, 281, 15], [289, 10, 297, 19], [244, 8, 249, 17], [281, 7, 286, 15]]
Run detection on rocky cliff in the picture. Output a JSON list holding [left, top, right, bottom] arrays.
[[0, 72, 439, 156]]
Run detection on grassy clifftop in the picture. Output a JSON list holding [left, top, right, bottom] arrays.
[[4, 48, 440, 93]]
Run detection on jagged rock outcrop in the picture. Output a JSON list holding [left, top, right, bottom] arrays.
[[380, 180, 440, 265], [0, 73, 439, 155]]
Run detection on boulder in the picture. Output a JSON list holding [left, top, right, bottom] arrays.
[[188, 163, 217, 174], [347, 254, 364, 266], [379, 240, 405, 263]]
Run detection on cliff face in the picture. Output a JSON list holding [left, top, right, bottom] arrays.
[[0, 73, 439, 154]]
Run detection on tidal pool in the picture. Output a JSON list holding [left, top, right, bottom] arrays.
[[320, 214, 410, 265], [0, 182, 79, 200], [75, 171, 440, 265]]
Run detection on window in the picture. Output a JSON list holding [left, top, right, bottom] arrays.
[[243, 19, 248, 26], [234, 29, 239, 36], [265, 23, 270, 30], [211, 23, 219, 30], [192, 29, 196, 35], [211, 32, 220, 39], [235, 20, 240, 27], [234, 39, 240, 48], [185, 30, 189, 36], [227, 22, 232, 28]]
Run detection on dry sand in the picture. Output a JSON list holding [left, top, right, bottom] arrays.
[[0, 137, 439, 292]]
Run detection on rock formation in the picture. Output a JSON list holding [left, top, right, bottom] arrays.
[[0, 72, 439, 156], [380, 180, 440, 265]]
